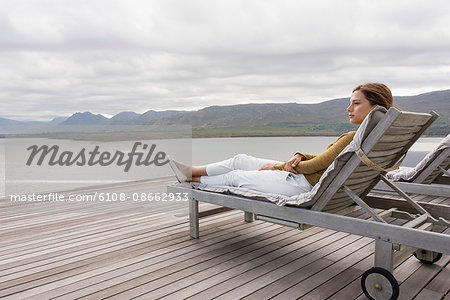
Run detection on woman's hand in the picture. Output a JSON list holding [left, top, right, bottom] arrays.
[[259, 163, 275, 170], [284, 154, 303, 174]]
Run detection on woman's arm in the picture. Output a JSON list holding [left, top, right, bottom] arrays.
[[273, 153, 313, 171], [274, 132, 356, 174], [284, 153, 305, 173], [294, 132, 355, 174]]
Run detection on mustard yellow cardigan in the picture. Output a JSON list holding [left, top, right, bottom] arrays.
[[273, 131, 356, 186]]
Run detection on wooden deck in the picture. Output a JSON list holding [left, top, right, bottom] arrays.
[[0, 177, 449, 299]]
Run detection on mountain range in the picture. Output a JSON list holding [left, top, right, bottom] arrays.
[[1, 89, 449, 137]]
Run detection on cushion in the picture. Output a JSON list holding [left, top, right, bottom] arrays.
[[386, 133, 450, 182]]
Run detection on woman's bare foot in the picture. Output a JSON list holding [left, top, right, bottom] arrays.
[[191, 176, 201, 182]]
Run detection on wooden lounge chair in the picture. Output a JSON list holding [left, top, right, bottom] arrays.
[[168, 107, 449, 300], [374, 133, 450, 196]]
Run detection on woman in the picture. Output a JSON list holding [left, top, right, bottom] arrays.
[[170, 82, 394, 197]]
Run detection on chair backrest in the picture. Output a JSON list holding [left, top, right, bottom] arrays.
[[411, 135, 450, 184], [421, 151, 450, 184], [310, 107, 438, 212]]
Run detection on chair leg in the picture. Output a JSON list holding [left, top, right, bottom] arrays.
[[189, 198, 199, 239], [362, 240, 399, 299], [374, 240, 394, 273], [244, 211, 254, 223]]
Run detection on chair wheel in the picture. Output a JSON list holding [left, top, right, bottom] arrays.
[[361, 267, 399, 300], [413, 250, 443, 264]]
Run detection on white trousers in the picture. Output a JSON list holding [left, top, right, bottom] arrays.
[[200, 154, 313, 197]]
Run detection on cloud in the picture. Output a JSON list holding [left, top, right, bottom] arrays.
[[1, 0, 450, 120]]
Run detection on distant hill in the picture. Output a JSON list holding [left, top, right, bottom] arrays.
[[395, 89, 450, 112], [147, 90, 450, 136], [0, 117, 22, 132], [0, 117, 22, 126], [62, 110, 185, 125], [149, 102, 336, 126], [148, 100, 359, 136], [48, 116, 68, 124], [61, 112, 110, 125], [109, 112, 141, 124], [135, 110, 185, 124], [1, 89, 449, 136], [394, 90, 450, 135]]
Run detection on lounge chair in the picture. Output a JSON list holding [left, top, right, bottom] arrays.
[[168, 107, 449, 300], [374, 134, 450, 196]]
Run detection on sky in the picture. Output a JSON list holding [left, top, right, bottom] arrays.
[[1, 0, 450, 121]]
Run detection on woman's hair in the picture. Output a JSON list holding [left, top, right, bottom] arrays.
[[353, 82, 393, 109]]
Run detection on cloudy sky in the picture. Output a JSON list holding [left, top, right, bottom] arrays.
[[1, 0, 450, 121]]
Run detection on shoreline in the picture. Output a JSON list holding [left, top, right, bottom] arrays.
[[1, 133, 447, 140]]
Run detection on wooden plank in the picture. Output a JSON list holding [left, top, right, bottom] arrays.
[[329, 241, 441, 299], [199, 206, 234, 218], [383, 125, 422, 135], [378, 133, 416, 143], [321, 200, 354, 212], [0, 215, 189, 274], [2, 214, 181, 264], [369, 153, 399, 164], [327, 251, 409, 299], [245, 259, 334, 300], [371, 140, 416, 151], [0, 208, 238, 267], [89, 227, 327, 300], [1, 175, 448, 299], [329, 217, 417, 299], [328, 271, 366, 299], [414, 289, 446, 300], [161, 230, 350, 300], [322, 201, 355, 213], [363, 195, 450, 220], [445, 291, 450, 300], [283, 220, 409, 299], [368, 147, 409, 157], [0, 211, 174, 250], [387, 111, 438, 168], [243, 238, 373, 300], [335, 184, 368, 195], [297, 267, 363, 299], [0, 216, 262, 298], [392, 112, 434, 127], [27, 222, 285, 299], [374, 181, 450, 197], [185, 212, 370, 299], [344, 173, 379, 185], [397, 254, 450, 299], [0, 214, 165, 255], [0, 212, 243, 293], [418, 267, 450, 299], [259, 240, 374, 300], [352, 168, 379, 176]]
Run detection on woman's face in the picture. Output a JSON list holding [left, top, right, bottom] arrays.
[[347, 90, 377, 125]]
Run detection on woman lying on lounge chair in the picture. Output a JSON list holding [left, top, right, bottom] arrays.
[[170, 82, 394, 197]]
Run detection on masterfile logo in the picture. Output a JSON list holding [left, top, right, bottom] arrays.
[[3, 124, 192, 196], [26, 142, 169, 172]]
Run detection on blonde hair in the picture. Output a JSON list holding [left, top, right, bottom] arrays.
[[353, 82, 394, 109]]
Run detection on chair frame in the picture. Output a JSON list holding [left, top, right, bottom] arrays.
[[375, 136, 450, 196], [168, 108, 449, 299]]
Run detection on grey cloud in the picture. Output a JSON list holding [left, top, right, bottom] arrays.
[[1, 0, 450, 121]]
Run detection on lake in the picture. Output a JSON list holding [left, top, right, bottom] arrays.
[[0, 136, 444, 197]]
